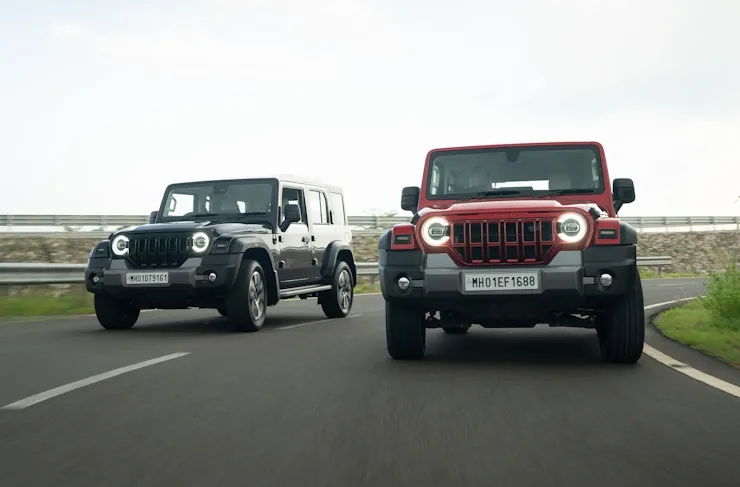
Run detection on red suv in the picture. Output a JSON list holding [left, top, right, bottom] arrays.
[[378, 142, 642, 363]]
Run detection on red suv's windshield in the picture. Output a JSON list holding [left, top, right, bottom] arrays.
[[426, 144, 605, 201]]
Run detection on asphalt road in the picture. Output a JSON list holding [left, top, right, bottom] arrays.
[[0, 278, 738, 487]]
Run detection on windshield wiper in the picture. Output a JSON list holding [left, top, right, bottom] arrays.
[[533, 189, 596, 197], [463, 189, 525, 200], [186, 212, 268, 221]]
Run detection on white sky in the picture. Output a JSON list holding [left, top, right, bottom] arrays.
[[1, 0, 739, 218]]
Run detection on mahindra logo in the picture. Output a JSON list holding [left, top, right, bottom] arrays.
[[429, 226, 445, 237]]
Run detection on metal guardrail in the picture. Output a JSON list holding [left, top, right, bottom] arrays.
[[0, 257, 673, 286], [0, 214, 738, 234]]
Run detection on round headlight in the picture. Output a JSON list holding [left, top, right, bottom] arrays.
[[420, 216, 450, 246], [111, 235, 130, 256], [557, 212, 588, 242], [192, 232, 210, 253]]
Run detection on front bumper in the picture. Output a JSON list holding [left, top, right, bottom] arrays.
[[85, 253, 243, 303], [379, 246, 637, 311]]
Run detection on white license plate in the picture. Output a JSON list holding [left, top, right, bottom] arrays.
[[463, 271, 539, 291], [125, 271, 169, 286]]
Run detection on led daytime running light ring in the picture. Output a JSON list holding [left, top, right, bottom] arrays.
[[191, 232, 210, 253], [557, 212, 588, 243], [111, 235, 130, 256], [421, 216, 450, 246]]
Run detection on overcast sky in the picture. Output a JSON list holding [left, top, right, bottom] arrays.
[[1, 0, 739, 218]]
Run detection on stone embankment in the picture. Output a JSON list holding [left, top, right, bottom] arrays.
[[1, 231, 738, 274]]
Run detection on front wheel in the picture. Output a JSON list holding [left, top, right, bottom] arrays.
[[597, 272, 645, 363], [94, 294, 140, 330], [320, 261, 354, 318], [386, 301, 425, 360], [225, 259, 268, 332]]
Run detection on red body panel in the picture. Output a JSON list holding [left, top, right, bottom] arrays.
[[406, 141, 617, 267], [390, 223, 418, 251], [417, 141, 616, 217]]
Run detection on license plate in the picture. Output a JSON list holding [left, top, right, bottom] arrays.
[[463, 271, 539, 292], [125, 271, 169, 286]]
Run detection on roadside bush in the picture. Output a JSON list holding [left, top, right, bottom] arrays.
[[702, 260, 740, 330]]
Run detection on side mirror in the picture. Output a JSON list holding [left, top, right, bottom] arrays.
[[401, 186, 420, 213], [612, 178, 635, 214], [148, 211, 158, 224], [281, 203, 302, 231]]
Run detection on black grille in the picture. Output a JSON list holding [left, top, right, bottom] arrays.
[[450, 218, 557, 264], [126, 234, 192, 269]]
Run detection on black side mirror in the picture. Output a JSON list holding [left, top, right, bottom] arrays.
[[148, 211, 158, 224], [612, 178, 635, 214], [280, 203, 302, 231], [401, 186, 420, 213]]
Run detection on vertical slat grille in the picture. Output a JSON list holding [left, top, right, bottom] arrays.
[[450, 218, 556, 264], [127, 234, 192, 268]]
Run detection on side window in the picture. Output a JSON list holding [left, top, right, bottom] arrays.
[[281, 187, 307, 225], [319, 192, 329, 223], [330, 192, 345, 225], [309, 190, 329, 224]]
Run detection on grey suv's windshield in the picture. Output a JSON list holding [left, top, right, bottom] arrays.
[[159, 180, 276, 220], [426, 144, 604, 200]]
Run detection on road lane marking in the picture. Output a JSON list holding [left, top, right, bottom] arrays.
[[1, 352, 191, 411], [643, 299, 740, 400], [277, 314, 364, 330]]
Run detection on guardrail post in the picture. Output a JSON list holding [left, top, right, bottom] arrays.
[[657, 264, 663, 277]]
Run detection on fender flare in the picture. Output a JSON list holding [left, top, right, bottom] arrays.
[[377, 229, 392, 251], [227, 237, 279, 270], [321, 240, 356, 280], [619, 222, 637, 245]]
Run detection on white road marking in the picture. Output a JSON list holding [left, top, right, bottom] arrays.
[[1, 352, 191, 411], [277, 314, 364, 330], [643, 299, 740, 400]]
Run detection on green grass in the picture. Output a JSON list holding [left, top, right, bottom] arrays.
[[639, 269, 700, 279], [0, 286, 94, 320], [654, 261, 740, 367], [0, 268, 708, 320], [0, 279, 382, 320]]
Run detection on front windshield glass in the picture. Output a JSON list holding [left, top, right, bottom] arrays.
[[159, 179, 276, 220], [426, 144, 604, 200]]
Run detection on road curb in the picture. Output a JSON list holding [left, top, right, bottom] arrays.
[[646, 298, 739, 371]]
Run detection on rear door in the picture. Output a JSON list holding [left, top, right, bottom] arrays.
[[306, 186, 333, 282], [277, 184, 313, 288]]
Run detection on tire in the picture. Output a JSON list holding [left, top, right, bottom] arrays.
[[597, 271, 645, 363], [225, 259, 268, 332], [443, 325, 470, 334], [94, 294, 140, 330], [320, 260, 354, 319], [217, 308, 228, 317], [385, 300, 425, 360]]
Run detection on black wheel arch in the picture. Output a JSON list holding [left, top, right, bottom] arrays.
[[321, 241, 357, 285], [228, 237, 280, 306]]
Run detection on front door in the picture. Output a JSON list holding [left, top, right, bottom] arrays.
[[277, 185, 313, 288]]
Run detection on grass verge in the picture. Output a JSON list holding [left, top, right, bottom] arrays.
[[653, 262, 740, 367], [0, 268, 705, 320], [639, 269, 700, 279], [1, 278, 382, 320], [0, 286, 94, 320]]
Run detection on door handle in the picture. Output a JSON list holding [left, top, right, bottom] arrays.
[[301, 236, 309, 243], [311, 235, 315, 241]]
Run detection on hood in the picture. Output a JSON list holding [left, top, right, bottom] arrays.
[[418, 199, 599, 218], [112, 220, 272, 237]]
